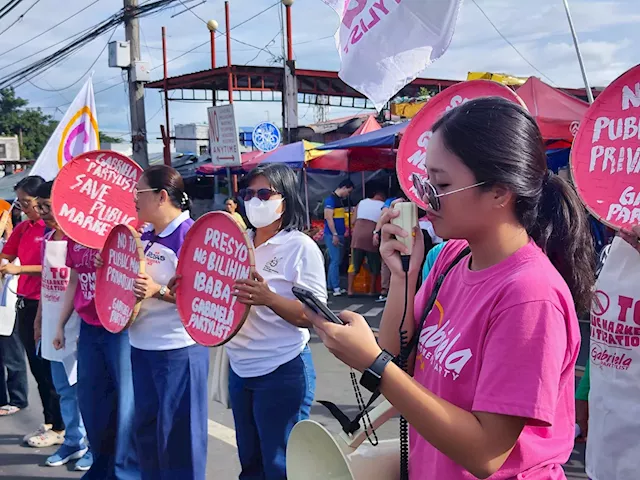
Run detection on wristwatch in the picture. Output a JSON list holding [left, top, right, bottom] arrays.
[[158, 285, 168, 297], [360, 350, 394, 392]]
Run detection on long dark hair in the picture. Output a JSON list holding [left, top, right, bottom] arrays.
[[15, 175, 44, 196], [432, 96, 595, 313], [142, 165, 191, 212], [244, 163, 306, 231]]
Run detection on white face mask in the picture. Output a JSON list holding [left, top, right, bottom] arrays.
[[245, 197, 284, 229]]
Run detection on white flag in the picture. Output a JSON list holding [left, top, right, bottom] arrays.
[[30, 77, 99, 181], [323, 0, 464, 110]]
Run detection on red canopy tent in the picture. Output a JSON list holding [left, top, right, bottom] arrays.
[[307, 115, 396, 172], [516, 77, 589, 141]]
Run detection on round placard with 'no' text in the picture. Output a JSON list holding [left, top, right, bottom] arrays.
[[396, 80, 526, 209], [571, 64, 640, 230], [95, 224, 145, 333], [176, 211, 255, 347], [51, 150, 143, 249]]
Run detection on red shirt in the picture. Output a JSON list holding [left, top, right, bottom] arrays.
[[2, 219, 46, 300]]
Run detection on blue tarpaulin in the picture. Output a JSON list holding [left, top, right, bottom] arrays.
[[316, 122, 408, 150]]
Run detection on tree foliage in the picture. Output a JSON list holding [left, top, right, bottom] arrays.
[[99, 132, 123, 144], [0, 87, 58, 159]]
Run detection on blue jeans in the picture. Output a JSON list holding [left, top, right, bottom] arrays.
[[50, 360, 87, 450], [229, 346, 316, 480], [131, 345, 209, 480], [324, 235, 345, 290], [77, 322, 139, 480]]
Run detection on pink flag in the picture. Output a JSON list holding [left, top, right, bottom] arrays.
[[322, 0, 464, 110]]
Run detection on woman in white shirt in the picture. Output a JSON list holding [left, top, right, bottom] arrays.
[[98, 165, 207, 480], [227, 163, 327, 480]]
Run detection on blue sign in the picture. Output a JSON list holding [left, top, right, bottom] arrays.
[[252, 122, 281, 153]]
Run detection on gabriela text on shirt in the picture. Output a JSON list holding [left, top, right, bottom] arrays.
[[55, 153, 139, 237], [590, 290, 640, 371], [42, 266, 70, 303], [415, 318, 472, 381], [186, 227, 251, 341]]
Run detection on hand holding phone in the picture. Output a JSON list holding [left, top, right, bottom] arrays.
[[292, 286, 344, 325]]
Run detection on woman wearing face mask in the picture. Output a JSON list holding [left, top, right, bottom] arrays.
[[306, 98, 595, 479], [227, 163, 326, 480], [0, 175, 66, 449], [99, 165, 208, 480]]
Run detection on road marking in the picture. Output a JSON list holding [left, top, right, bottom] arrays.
[[207, 419, 237, 448], [363, 307, 384, 317], [344, 304, 364, 312]]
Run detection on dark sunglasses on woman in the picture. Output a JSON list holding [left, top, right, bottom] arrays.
[[239, 188, 282, 202]]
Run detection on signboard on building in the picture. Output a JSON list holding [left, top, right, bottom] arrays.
[[208, 105, 241, 167]]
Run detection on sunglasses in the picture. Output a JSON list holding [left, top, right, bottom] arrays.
[[411, 173, 486, 211], [239, 188, 282, 202], [13, 198, 37, 211]]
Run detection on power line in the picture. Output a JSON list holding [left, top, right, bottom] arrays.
[[0, 0, 182, 88], [244, 30, 281, 65], [41, 0, 282, 110], [0, 0, 42, 38], [25, 28, 118, 92], [0, 0, 101, 61], [470, 0, 558, 86], [0, 0, 25, 22]]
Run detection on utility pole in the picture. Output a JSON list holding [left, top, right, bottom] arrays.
[[124, 0, 149, 167]]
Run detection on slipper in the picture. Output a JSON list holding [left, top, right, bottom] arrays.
[[0, 405, 20, 416]]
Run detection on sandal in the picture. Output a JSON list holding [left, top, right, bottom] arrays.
[[0, 405, 20, 416]]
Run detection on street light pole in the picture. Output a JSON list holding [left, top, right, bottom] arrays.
[[207, 19, 218, 106], [562, 0, 594, 104]]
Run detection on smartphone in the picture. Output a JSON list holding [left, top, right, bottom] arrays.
[[292, 286, 344, 325]]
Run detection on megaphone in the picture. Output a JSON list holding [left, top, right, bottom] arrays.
[[286, 399, 400, 480]]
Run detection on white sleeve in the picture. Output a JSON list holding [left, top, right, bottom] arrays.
[[291, 237, 328, 304]]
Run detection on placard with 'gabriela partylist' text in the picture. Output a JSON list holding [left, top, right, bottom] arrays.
[[51, 150, 143, 249], [571, 64, 640, 229], [95, 224, 144, 333], [176, 211, 255, 347], [396, 80, 525, 210]]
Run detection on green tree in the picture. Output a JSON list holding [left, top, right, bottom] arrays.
[[99, 132, 123, 144], [0, 87, 57, 159]]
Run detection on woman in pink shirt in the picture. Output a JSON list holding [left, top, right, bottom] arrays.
[[308, 97, 595, 479]]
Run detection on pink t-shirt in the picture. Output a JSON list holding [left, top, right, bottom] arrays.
[[65, 239, 101, 327], [410, 240, 579, 479], [2, 219, 46, 300]]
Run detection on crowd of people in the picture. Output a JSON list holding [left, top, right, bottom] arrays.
[[0, 96, 636, 480]]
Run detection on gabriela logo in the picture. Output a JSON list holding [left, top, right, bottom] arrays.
[[417, 320, 472, 381]]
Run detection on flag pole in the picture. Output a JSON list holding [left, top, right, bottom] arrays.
[[562, 0, 594, 104]]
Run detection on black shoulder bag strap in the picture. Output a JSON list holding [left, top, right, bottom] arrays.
[[318, 246, 471, 436]]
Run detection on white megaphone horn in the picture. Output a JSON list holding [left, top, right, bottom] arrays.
[[286, 399, 400, 480]]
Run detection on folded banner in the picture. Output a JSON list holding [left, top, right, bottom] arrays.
[[322, 0, 464, 110]]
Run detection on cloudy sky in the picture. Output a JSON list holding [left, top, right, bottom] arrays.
[[0, 0, 638, 147]]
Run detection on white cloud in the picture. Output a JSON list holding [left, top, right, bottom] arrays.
[[0, 0, 637, 145]]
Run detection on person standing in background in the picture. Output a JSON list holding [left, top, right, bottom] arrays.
[[348, 187, 386, 296], [225, 197, 247, 229], [33, 181, 92, 471], [323, 179, 354, 297], [0, 175, 65, 449]]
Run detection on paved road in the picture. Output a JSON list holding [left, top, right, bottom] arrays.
[[0, 295, 589, 479]]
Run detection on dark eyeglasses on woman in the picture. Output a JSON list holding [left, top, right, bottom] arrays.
[[411, 173, 486, 211], [239, 188, 282, 202]]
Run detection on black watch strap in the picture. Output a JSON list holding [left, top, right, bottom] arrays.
[[360, 350, 394, 392]]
